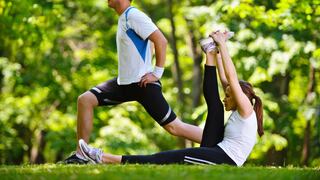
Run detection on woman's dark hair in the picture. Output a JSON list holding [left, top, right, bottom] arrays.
[[239, 80, 264, 137]]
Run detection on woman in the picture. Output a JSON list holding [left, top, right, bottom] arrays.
[[79, 31, 264, 166]]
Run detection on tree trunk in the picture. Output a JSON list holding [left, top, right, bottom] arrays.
[[301, 120, 311, 165], [301, 63, 315, 165], [31, 130, 46, 164], [184, 17, 203, 148], [167, 0, 186, 148], [185, 18, 203, 110], [167, 0, 185, 112]]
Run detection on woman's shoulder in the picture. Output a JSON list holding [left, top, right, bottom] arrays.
[[233, 110, 256, 121]]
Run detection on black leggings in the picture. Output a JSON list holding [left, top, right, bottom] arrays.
[[122, 66, 236, 165]]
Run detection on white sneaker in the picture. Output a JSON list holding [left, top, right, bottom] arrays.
[[199, 31, 234, 53], [199, 38, 218, 53], [79, 139, 103, 164]]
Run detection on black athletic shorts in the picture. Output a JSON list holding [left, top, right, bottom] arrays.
[[89, 77, 177, 126]]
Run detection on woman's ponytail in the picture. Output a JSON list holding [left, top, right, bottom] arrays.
[[253, 95, 264, 137], [239, 80, 264, 137]]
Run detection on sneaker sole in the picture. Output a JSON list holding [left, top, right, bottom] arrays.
[[79, 139, 97, 164]]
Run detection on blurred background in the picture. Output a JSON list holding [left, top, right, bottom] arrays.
[[0, 0, 319, 166]]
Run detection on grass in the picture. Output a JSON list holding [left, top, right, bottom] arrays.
[[0, 164, 319, 180]]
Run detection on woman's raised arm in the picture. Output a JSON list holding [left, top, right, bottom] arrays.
[[210, 31, 253, 118]]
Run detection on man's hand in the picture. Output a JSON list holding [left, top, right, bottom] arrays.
[[139, 73, 158, 87]]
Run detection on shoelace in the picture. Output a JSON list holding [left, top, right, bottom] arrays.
[[88, 146, 103, 163]]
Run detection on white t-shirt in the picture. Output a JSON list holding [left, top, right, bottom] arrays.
[[218, 110, 258, 166], [116, 7, 158, 85]]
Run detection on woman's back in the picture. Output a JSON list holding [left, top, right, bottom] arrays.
[[218, 110, 257, 166]]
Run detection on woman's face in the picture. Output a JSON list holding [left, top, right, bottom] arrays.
[[223, 86, 237, 111]]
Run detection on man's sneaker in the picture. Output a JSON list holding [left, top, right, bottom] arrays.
[[79, 139, 103, 164], [62, 152, 89, 164]]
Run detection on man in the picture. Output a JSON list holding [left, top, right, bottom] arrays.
[[63, 0, 203, 164]]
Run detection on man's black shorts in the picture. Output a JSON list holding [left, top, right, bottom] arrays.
[[89, 77, 177, 126]]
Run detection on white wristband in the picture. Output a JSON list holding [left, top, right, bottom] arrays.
[[152, 66, 164, 79]]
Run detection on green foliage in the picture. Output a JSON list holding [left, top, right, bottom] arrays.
[[185, 0, 320, 166]]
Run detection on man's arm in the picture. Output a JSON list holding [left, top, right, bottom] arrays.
[[149, 30, 167, 67], [140, 29, 167, 87]]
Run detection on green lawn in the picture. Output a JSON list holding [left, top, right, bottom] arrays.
[[0, 164, 319, 180]]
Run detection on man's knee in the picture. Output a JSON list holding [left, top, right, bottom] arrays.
[[78, 91, 98, 107], [163, 118, 185, 137]]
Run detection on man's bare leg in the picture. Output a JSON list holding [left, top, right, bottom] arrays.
[[163, 118, 203, 144], [76, 91, 98, 154]]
